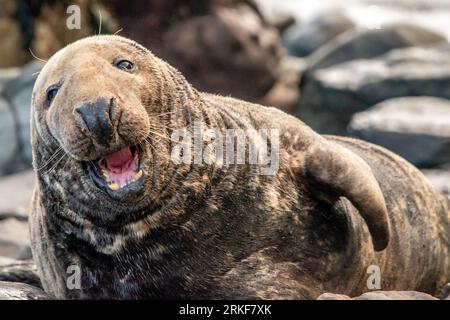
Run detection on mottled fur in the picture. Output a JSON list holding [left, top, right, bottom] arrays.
[[30, 36, 450, 299]]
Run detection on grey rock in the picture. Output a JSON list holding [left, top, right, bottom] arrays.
[[0, 67, 20, 93], [316, 293, 351, 300], [305, 23, 446, 72], [355, 291, 438, 300], [259, 6, 295, 33], [0, 218, 31, 260], [317, 291, 438, 300], [423, 169, 450, 197], [299, 46, 450, 134], [260, 56, 306, 112], [0, 170, 34, 220], [0, 258, 41, 288], [0, 281, 51, 300], [349, 97, 450, 167], [0, 257, 16, 265], [12, 83, 34, 164], [1, 60, 43, 101], [436, 283, 450, 300], [0, 61, 43, 176], [0, 97, 17, 175], [284, 9, 354, 58], [440, 283, 450, 300]]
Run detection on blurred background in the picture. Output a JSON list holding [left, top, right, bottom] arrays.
[[0, 0, 450, 260]]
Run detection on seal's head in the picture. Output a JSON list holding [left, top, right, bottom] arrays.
[[31, 35, 190, 218]]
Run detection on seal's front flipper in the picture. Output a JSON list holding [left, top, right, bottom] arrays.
[[0, 258, 42, 288], [296, 138, 391, 252]]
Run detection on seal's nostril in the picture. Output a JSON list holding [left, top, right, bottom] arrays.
[[74, 97, 114, 146], [109, 97, 116, 124]]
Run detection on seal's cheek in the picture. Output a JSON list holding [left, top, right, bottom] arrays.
[[44, 101, 95, 160], [31, 105, 52, 145]]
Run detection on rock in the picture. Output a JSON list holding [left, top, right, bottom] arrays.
[[298, 45, 450, 134], [0, 258, 41, 288], [259, 75, 299, 113], [259, 7, 295, 33], [0, 67, 21, 92], [349, 97, 450, 167], [423, 169, 450, 197], [0, 257, 16, 265], [355, 291, 438, 300], [436, 283, 450, 300], [255, 0, 295, 33], [305, 23, 446, 72], [0, 281, 51, 300], [0, 61, 43, 174], [317, 291, 438, 300], [283, 9, 354, 58], [259, 56, 305, 112], [0, 61, 40, 176], [0, 98, 17, 176], [0, 218, 31, 260], [2, 60, 43, 101], [0, 170, 34, 220], [164, 3, 282, 102], [316, 293, 351, 300]]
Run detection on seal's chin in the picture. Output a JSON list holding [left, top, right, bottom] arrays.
[[86, 146, 145, 199]]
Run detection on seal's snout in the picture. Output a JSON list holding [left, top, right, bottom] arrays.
[[75, 96, 115, 146]]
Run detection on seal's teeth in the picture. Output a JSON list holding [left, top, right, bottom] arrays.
[[134, 170, 143, 180], [108, 182, 120, 190], [102, 171, 109, 180]]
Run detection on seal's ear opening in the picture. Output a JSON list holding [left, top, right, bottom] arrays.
[[302, 140, 391, 252]]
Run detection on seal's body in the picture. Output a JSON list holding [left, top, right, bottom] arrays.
[[30, 36, 450, 299]]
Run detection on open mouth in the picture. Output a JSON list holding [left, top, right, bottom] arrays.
[[86, 146, 145, 197]]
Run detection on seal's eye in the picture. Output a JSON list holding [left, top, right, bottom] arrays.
[[46, 87, 59, 104], [115, 59, 134, 71]]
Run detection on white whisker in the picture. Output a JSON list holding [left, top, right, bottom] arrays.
[[98, 9, 102, 35], [38, 147, 64, 171], [45, 153, 68, 175], [29, 48, 47, 63]]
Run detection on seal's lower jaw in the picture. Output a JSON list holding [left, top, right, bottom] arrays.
[[86, 146, 145, 199]]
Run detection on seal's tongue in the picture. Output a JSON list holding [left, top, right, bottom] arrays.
[[95, 146, 143, 190], [104, 147, 133, 174]]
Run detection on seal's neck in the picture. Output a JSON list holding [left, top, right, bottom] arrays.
[[151, 60, 200, 114]]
